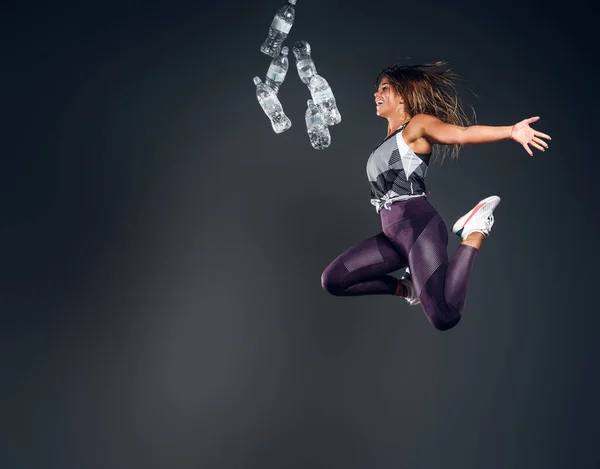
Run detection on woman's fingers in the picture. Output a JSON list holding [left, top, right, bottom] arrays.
[[532, 136, 548, 149], [530, 141, 545, 152], [515, 118, 550, 155], [534, 130, 551, 140]]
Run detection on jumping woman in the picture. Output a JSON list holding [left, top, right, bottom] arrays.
[[321, 62, 551, 331]]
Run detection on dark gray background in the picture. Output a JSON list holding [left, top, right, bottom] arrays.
[[1, 0, 598, 468]]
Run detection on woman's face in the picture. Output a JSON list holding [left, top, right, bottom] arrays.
[[374, 77, 402, 117]]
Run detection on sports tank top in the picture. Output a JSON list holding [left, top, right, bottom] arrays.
[[366, 122, 431, 213]]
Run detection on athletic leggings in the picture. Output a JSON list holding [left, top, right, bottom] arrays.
[[321, 196, 478, 331]]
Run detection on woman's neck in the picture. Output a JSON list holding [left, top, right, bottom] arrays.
[[386, 113, 411, 137]]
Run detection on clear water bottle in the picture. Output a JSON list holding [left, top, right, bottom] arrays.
[[292, 40, 317, 85], [253, 76, 292, 134], [265, 46, 289, 94], [260, 0, 297, 58], [305, 99, 331, 150], [307, 74, 341, 126]]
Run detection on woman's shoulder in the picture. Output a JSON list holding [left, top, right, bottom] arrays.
[[410, 113, 438, 123], [405, 114, 442, 135]]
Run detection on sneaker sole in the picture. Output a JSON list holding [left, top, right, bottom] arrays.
[[452, 195, 501, 236]]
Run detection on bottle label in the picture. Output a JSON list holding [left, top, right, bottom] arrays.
[[306, 111, 325, 128], [271, 16, 292, 34], [297, 59, 316, 77], [299, 70, 315, 81], [297, 59, 313, 69], [312, 89, 334, 103], [314, 112, 326, 126], [267, 65, 287, 82]]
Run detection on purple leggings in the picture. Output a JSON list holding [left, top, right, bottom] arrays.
[[321, 196, 478, 331]]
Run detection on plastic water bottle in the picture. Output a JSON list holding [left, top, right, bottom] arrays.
[[292, 40, 317, 85], [260, 0, 297, 58], [253, 76, 292, 134], [305, 99, 331, 150], [307, 74, 341, 126], [265, 46, 289, 94]]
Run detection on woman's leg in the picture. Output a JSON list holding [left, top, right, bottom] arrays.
[[384, 196, 499, 331], [404, 213, 478, 331], [321, 232, 407, 296]]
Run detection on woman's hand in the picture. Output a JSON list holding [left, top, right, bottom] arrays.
[[510, 116, 551, 156]]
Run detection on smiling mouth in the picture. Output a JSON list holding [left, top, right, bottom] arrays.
[[376, 100, 384, 106]]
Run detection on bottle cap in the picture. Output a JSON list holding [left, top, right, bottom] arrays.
[[281, 46, 288, 55], [253, 77, 260, 85], [289, 0, 296, 4]]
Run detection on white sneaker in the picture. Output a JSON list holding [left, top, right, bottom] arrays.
[[399, 268, 420, 306], [452, 195, 501, 240]]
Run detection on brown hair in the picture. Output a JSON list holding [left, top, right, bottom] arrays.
[[376, 61, 476, 161]]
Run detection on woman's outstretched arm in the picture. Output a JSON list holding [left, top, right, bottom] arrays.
[[410, 114, 551, 156]]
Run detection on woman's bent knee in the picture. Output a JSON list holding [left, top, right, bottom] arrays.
[[430, 315, 461, 332], [321, 270, 345, 296]]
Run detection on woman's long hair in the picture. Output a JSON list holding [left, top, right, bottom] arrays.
[[376, 61, 476, 161]]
